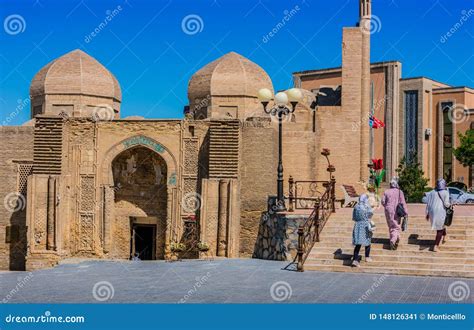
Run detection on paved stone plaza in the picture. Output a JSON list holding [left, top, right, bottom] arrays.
[[1, 259, 472, 304]]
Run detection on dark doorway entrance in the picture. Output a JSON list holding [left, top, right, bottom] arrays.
[[131, 224, 156, 260]]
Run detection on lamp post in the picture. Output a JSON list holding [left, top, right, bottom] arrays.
[[258, 88, 303, 212]]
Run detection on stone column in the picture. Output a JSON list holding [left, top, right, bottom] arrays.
[[226, 179, 241, 258], [384, 62, 402, 180], [342, 28, 363, 185], [359, 0, 371, 181], [199, 179, 209, 247], [217, 179, 229, 257], [102, 185, 114, 254], [166, 187, 178, 257], [46, 176, 56, 250]]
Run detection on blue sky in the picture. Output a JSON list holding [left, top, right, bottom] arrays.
[[1, 0, 473, 125]]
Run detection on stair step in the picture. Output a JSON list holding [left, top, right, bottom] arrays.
[[303, 263, 474, 278], [307, 256, 474, 267], [310, 247, 473, 258], [309, 253, 474, 263], [312, 242, 472, 252], [318, 235, 473, 243]]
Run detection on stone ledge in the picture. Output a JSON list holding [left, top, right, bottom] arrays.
[[253, 212, 308, 261]]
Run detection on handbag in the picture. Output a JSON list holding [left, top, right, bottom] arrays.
[[369, 220, 376, 232], [437, 191, 454, 226], [396, 189, 407, 218], [401, 216, 408, 231]]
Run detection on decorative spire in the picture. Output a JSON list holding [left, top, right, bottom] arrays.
[[359, 0, 371, 21]]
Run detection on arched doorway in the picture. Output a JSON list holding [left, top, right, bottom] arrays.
[[111, 146, 167, 260]]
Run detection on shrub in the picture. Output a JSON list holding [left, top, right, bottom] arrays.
[[395, 154, 429, 203]]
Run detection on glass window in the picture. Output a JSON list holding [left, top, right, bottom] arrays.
[[441, 101, 453, 182], [404, 91, 418, 161]]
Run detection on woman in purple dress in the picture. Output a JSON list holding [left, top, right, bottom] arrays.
[[381, 178, 408, 250]]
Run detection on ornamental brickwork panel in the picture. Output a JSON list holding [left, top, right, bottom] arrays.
[[79, 214, 94, 251], [183, 139, 198, 175], [80, 176, 95, 212]]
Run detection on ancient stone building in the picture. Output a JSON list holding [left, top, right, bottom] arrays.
[[0, 46, 325, 270], [1, 0, 472, 271]]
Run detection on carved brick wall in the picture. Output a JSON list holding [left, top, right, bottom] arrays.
[[182, 138, 199, 216], [79, 175, 95, 251], [183, 139, 198, 176], [80, 176, 95, 212], [79, 214, 94, 251], [34, 205, 47, 247]]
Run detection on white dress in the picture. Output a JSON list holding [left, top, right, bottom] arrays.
[[424, 190, 450, 231]]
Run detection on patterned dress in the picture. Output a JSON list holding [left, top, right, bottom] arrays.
[[352, 203, 373, 246], [381, 188, 408, 244]]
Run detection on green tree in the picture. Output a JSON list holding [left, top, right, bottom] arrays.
[[453, 129, 474, 167], [395, 154, 429, 203]]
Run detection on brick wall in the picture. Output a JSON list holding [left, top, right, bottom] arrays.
[[240, 119, 276, 256], [0, 126, 34, 270]]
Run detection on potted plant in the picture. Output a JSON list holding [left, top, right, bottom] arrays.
[[197, 242, 209, 252], [170, 242, 186, 253]]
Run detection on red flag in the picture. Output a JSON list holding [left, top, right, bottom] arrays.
[[371, 115, 385, 129]]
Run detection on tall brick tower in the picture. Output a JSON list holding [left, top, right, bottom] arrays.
[[359, 0, 371, 181]]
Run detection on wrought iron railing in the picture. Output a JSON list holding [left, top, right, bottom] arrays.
[[295, 179, 335, 271], [288, 177, 334, 210]]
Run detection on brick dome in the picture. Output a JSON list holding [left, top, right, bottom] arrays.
[[188, 52, 273, 102], [30, 49, 121, 101]]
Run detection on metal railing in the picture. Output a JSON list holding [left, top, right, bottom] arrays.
[[288, 177, 335, 210], [294, 179, 335, 271]]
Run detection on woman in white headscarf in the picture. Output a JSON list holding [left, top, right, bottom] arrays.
[[424, 179, 451, 252], [381, 177, 408, 250], [351, 194, 373, 267]]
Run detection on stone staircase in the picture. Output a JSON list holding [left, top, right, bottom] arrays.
[[304, 205, 474, 277]]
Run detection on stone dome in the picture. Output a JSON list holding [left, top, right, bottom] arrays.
[[30, 49, 121, 101], [188, 52, 273, 102]]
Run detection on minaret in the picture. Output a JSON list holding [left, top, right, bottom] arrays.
[[359, 0, 371, 181]]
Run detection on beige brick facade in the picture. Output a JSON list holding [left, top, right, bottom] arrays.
[[1, 0, 472, 271]]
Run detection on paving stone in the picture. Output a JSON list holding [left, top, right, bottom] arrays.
[[1, 259, 473, 303]]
